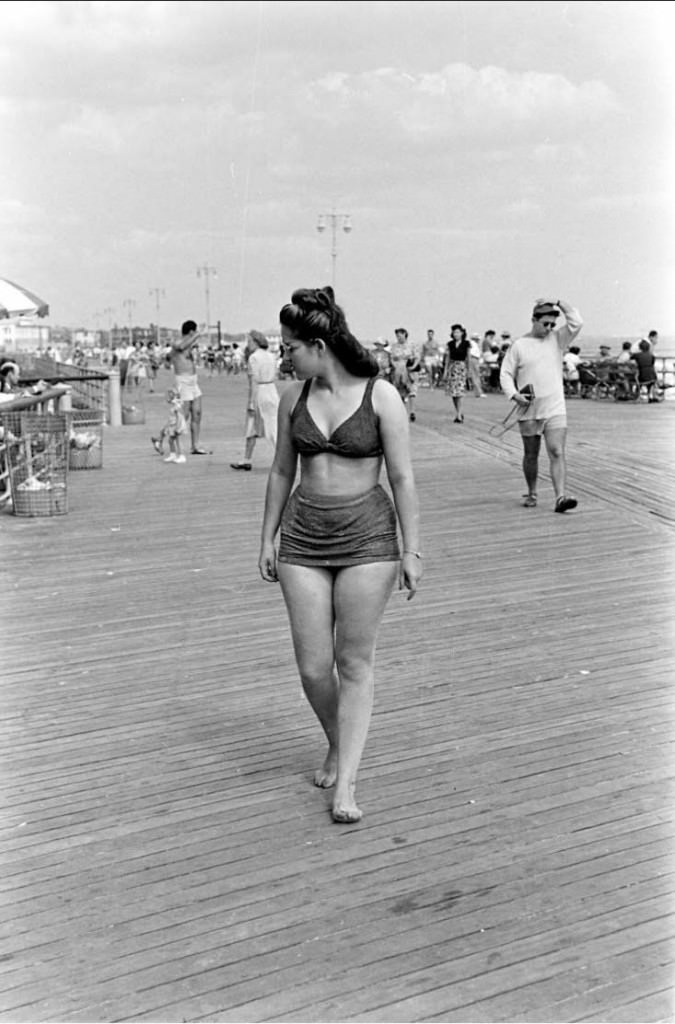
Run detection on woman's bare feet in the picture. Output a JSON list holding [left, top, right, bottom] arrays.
[[313, 747, 337, 788], [332, 781, 362, 823]]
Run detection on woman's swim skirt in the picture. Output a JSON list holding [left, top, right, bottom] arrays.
[[278, 484, 400, 568]]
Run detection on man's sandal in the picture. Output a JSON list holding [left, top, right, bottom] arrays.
[[554, 496, 578, 513], [522, 494, 537, 507]]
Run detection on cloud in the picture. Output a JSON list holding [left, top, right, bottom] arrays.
[[305, 63, 620, 145], [0, 197, 46, 226], [501, 198, 544, 219], [582, 191, 673, 212], [59, 106, 126, 153]]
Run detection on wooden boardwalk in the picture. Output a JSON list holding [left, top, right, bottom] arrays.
[[1, 373, 674, 1024]]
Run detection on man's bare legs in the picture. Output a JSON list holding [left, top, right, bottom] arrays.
[[183, 396, 204, 452], [521, 434, 541, 501], [278, 560, 397, 821], [522, 428, 574, 508], [543, 426, 568, 501]]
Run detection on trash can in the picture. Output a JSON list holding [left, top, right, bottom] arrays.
[[1, 412, 68, 516], [67, 409, 104, 470], [121, 381, 146, 425]]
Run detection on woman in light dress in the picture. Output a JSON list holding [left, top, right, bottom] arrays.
[[230, 330, 280, 470]]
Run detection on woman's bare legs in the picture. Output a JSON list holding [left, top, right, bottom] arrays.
[[278, 561, 398, 820], [331, 562, 398, 821], [278, 565, 340, 786]]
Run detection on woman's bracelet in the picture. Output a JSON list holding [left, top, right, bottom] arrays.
[[403, 549, 423, 559]]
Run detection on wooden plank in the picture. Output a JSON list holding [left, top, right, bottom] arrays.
[[1, 373, 673, 1023]]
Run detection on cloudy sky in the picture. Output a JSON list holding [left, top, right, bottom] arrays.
[[1, 0, 673, 341]]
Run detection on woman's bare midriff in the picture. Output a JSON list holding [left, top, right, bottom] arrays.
[[298, 453, 383, 497]]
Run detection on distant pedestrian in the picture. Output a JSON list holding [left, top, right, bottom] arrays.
[[152, 387, 188, 464], [563, 345, 582, 396], [483, 343, 501, 391], [481, 329, 497, 357], [390, 328, 420, 421], [499, 298, 583, 513], [467, 333, 484, 397], [631, 339, 660, 402], [422, 329, 443, 387], [632, 329, 658, 354], [169, 320, 208, 455], [442, 324, 471, 422], [372, 339, 393, 381], [231, 330, 280, 470], [616, 341, 633, 365]]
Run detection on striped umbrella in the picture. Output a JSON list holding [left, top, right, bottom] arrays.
[[0, 277, 50, 318]]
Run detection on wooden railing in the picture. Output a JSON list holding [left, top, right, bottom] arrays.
[[8, 356, 120, 422], [15, 357, 111, 418]]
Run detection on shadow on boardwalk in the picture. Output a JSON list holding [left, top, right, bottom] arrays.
[[1, 373, 674, 1024]]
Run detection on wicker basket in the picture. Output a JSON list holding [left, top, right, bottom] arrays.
[[68, 410, 104, 470], [2, 412, 69, 517]]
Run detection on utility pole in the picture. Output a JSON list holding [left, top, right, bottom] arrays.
[[103, 306, 115, 351], [149, 287, 165, 350], [196, 265, 217, 337], [122, 298, 136, 345]]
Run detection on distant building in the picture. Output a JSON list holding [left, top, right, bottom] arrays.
[[0, 319, 50, 354]]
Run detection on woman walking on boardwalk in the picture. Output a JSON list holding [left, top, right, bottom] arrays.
[[442, 323, 471, 423], [230, 330, 280, 470], [258, 286, 422, 823]]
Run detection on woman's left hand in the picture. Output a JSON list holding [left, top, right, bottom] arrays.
[[399, 552, 422, 600]]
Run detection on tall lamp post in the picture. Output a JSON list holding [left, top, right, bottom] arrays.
[[103, 306, 115, 352], [316, 208, 352, 289], [122, 298, 136, 345], [149, 287, 165, 350], [197, 265, 217, 337]]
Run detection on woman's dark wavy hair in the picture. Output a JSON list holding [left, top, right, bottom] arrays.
[[450, 323, 467, 341], [279, 286, 378, 378]]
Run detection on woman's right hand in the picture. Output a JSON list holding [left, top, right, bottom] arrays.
[[399, 552, 423, 600], [259, 541, 278, 583]]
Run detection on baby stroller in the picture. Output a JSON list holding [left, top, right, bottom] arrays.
[[610, 363, 640, 402], [578, 363, 599, 399]]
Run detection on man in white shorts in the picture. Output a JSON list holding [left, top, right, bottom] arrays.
[[170, 320, 207, 454], [499, 298, 583, 513]]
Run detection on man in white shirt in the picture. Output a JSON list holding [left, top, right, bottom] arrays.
[[563, 345, 582, 395], [499, 298, 583, 513], [467, 333, 485, 397]]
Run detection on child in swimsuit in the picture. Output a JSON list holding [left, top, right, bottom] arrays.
[[152, 388, 188, 463]]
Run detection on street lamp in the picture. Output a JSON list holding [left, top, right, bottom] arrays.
[[122, 298, 136, 345], [103, 306, 115, 351], [316, 208, 352, 289], [197, 265, 217, 336], [149, 287, 165, 350]]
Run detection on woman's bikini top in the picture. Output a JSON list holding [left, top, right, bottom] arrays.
[[290, 377, 383, 459]]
